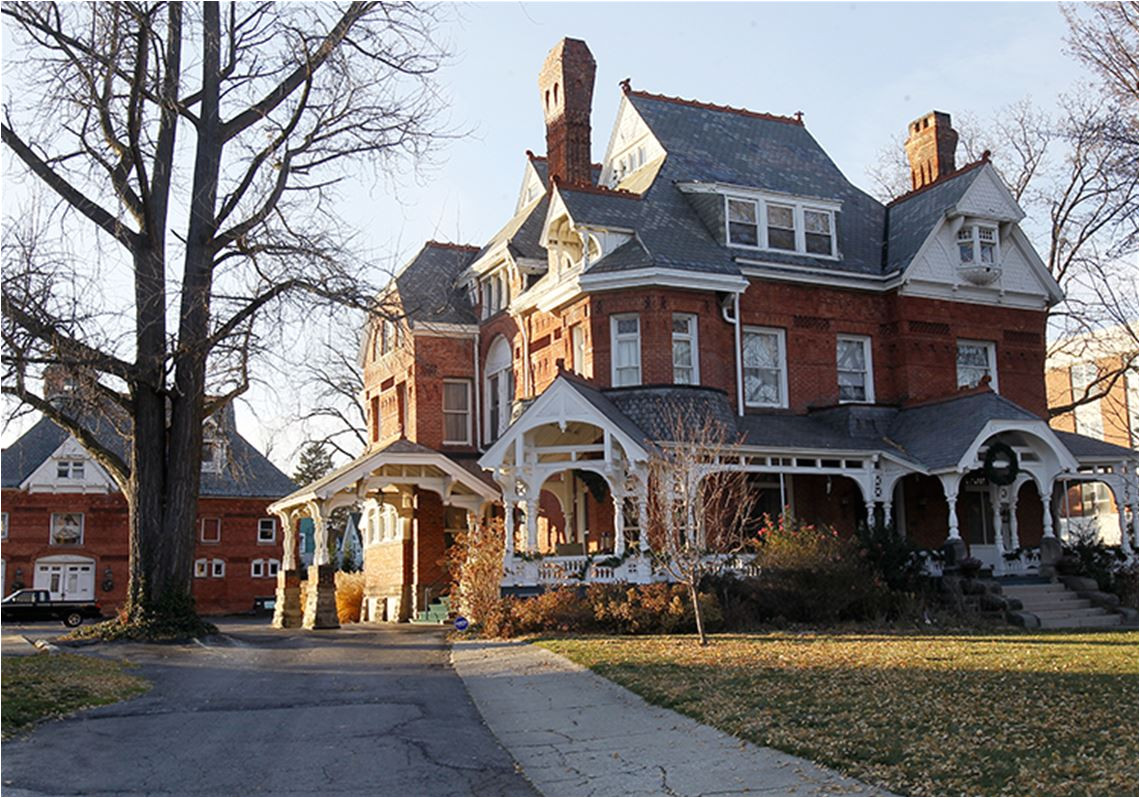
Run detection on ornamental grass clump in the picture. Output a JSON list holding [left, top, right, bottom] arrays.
[[334, 571, 365, 623]]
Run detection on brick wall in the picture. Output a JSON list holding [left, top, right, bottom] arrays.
[[1, 489, 283, 615]]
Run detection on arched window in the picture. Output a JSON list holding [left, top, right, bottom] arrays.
[[484, 336, 514, 441]]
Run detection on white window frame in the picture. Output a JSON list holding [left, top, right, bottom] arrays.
[[56, 460, 86, 480], [251, 559, 265, 578], [726, 197, 760, 247], [267, 559, 280, 577], [211, 559, 226, 578], [257, 518, 277, 544], [956, 223, 1000, 266], [1, 511, 8, 540], [571, 324, 588, 377], [194, 558, 208, 578], [742, 326, 789, 409], [672, 313, 700, 385], [956, 339, 998, 392], [723, 194, 839, 259], [200, 517, 222, 544], [1070, 362, 1104, 439], [49, 512, 84, 546], [442, 379, 473, 445], [836, 335, 874, 404], [610, 314, 642, 387]]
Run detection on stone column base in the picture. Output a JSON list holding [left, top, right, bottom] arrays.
[[941, 537, 968, 567], [1038, 536, 1063, 579], [272, 568, 304, 629], [302, 564, 340, 629]]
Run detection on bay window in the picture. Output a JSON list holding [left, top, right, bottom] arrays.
[[672, 314, 699, 385], [957, 224, 999, 265], [611, 315, 642, 387]]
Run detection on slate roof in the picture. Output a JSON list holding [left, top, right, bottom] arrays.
[[884, 161, 984, 273], [1052, 430, 1135, 461], [1, 406, 295, 498], [885, 391, 1040, 471], [394, 242, 480, 325]]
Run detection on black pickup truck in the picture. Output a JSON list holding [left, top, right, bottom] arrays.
[[1, 589, 104, 627]]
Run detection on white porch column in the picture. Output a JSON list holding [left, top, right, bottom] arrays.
[[1009, 496, 1020, 550], [277, 510, 297, 571], [309, 502, 330, 565], [864, 501, 876, 528], [503, 499, 516, 558], [638, 486, 650, 553], [991, 487, 1006, 575], [523, 485, 539, 553], [1123, 503, 1137, 564], [1040, 488, 1055, 539], [882, 501, 893, 529], [612, 486, 627, 557], [939, 473, 961, 539]]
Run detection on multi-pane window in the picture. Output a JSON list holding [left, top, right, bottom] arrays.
[[672, 314, 699, 385], [836, 336, 873, 403], [957, 224, 999, 265], [766, 204, 796, 251], [804, 210, 834, 256], [727, 198, 759, 246], [258, 518, 276, 544], [50, 512, 84, 545], [724, 196, 837, 257], [200, 517, 222, 544], [571, 325, 587, 376], [743, 328, 786, 407], [481, 271, 510, 319], [56, 460, 86, 480], [956, 340, 997, 391], [267, 559, 280, 577], [611, 315, 642, 387], [442, 380, 472, 445]]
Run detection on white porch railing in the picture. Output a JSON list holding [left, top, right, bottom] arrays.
[[502, 552, 760, 588]]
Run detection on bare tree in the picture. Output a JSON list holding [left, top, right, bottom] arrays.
[[1, 2, 449, 634], [865, 5, 1138, 422], [298, 339, 369, 461], [645, 404, 758, 646]]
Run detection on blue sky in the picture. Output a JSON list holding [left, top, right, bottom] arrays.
[[1, 2, 1091, 462]]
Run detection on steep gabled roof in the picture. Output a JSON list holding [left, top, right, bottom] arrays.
[[394, 241, 480, 325], [884, 160, 986, 273], [1, 406, 295, 498]]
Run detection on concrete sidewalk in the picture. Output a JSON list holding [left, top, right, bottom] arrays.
[[452, 639, 889, 797]]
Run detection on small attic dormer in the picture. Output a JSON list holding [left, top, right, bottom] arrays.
[[599, 89, 666, 191]]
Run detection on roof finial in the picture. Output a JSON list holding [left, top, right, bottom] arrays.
[[981, 149, 992, 163], [794, 110, 804, 124], [619, 77, 631, 94]]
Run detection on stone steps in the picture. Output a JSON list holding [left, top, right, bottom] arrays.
[[1003, 581, 1124, 630], [410, 595, 451, 625]]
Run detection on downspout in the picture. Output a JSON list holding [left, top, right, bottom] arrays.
[[722, 292, 744, 415], [473, 330, 482, 450]]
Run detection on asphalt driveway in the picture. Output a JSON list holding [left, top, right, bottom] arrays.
[[1, 620, 534, 796]]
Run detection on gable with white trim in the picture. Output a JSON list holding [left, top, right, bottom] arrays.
[[20, 436, 117, 494]]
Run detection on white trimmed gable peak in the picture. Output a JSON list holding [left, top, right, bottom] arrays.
[[599, 95, 666, 189], [20, 436, 117, 494]]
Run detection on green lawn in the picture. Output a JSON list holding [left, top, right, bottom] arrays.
[[2, 654, 150, 739], [540, 630, 1139, 796]]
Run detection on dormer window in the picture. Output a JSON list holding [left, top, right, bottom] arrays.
[[56, 460, 86, 480], [201, 420, 224, 474], [957, 224, 998, 265], [481, 270, 510, 319], [724, 195, 838, 258]]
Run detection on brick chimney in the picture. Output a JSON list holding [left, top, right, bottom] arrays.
[[538, 38, 596, 187], [904, 111, 958, 190]]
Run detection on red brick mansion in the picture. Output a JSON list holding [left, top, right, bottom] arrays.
[[268, 39, 1136, 628]]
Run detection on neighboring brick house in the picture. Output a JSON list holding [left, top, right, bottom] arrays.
[[1045, 322, 1139, 541], [2, 394, 296, 615], [269, 38, 1136, 627]]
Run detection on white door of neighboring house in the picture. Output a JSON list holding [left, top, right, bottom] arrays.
[[33, 556, 96, 601]]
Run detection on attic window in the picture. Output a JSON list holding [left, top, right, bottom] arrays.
[[56, 460, 86, 480], [724, 195, 839, 258], [957, 224, 998, 265]]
